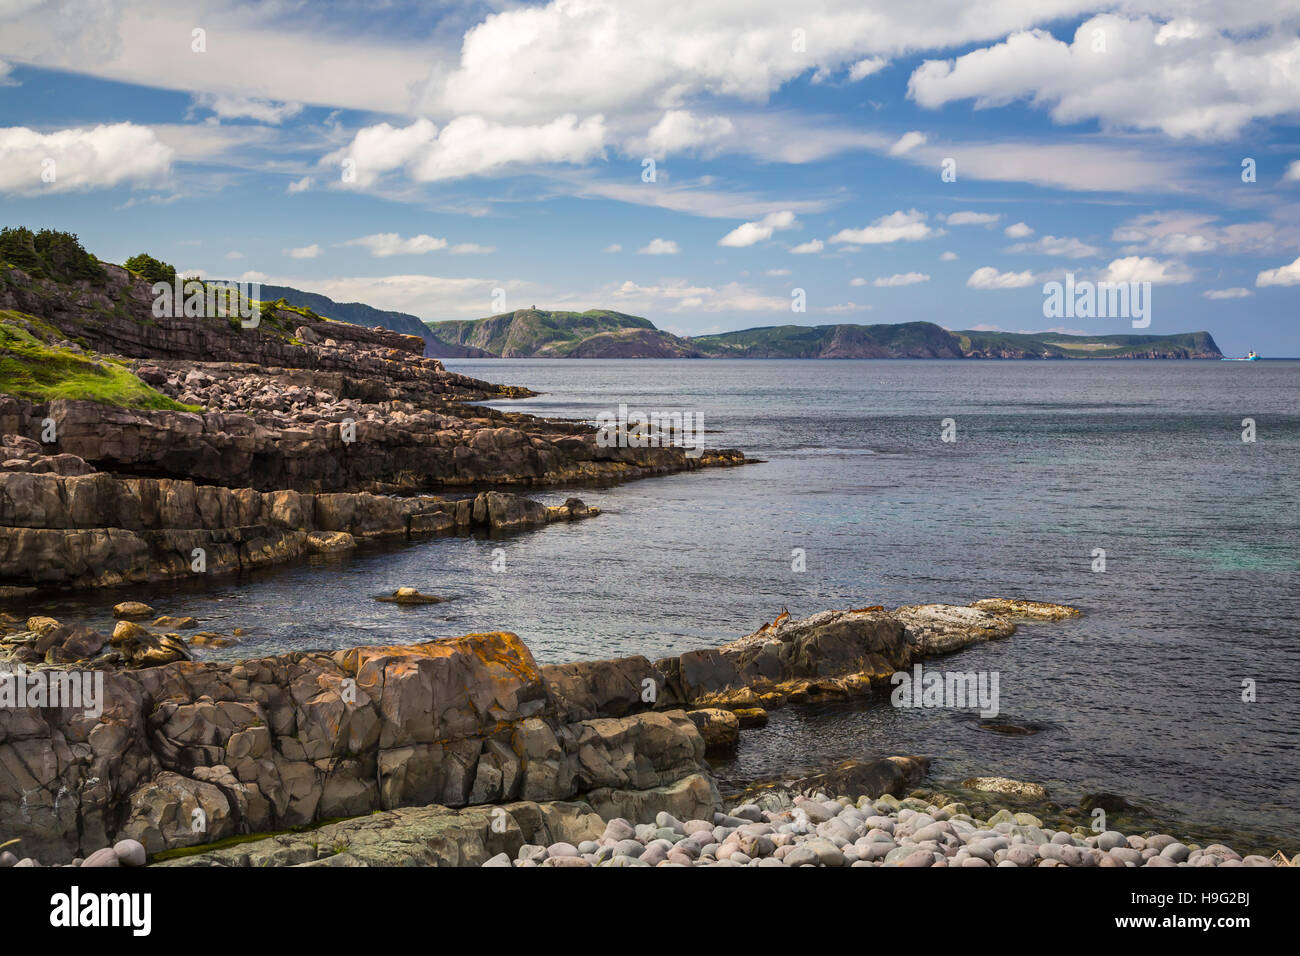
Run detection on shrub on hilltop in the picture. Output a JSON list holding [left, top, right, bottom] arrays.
[[123, 252, 177, 286], [0, 226, 105, 283]]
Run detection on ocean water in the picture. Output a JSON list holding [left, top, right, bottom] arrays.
[[28, 359, 1300, 847]]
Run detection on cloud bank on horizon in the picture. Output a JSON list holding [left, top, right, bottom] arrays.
[[0, 0, 1298, 353]]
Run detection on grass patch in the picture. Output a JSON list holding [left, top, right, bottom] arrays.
[[0, 310, 200, 411]]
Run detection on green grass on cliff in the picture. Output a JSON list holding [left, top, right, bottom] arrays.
[[0, 310, 199, 411]]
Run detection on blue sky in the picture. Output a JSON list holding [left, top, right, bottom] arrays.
[[1, 0, 1298, 354]]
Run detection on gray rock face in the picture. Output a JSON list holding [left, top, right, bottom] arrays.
[[0, 471, 598, 589], [0, 599, 1078, 864], [0, 628, 715, 863]]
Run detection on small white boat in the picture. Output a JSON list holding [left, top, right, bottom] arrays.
[[1222, 350, 1260, 361]]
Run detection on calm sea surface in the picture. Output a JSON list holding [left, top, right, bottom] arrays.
[[33, 359, 1300, 847]]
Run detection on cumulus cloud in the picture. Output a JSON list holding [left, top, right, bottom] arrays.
[[1284, 160, 1300, 183], [940, 251, 959, 261], [287, 176, 313, 194], [1257, 255, 1300, 287], [1005, 222, 1033, 238], [849, 57, 888, 81], [790, 239, 823, 254], [285, 244, 322, 259], [830, 209, 934, 245], [191, 93, 303, 125], [766, 268, 791, 276], [0, 122, 171, 195], [639, 238, 679, 255], [326, 115, 606, 186], [1203, 288, 1252, 299], [718, 210, 798, 247], [342, 233, 448, 257], [425, 0, 1121, 125], [967, 266, 1037, 289], [641, 110, 735, 158], [1008, 235, 1101, 258], [945, 211, 999, 225], [873, 272, 931, 286], [604, 244, 622, 252], [450, 243, 494, 254], [907, 14, 1300, 140], [1101, 256, 1193, 284]]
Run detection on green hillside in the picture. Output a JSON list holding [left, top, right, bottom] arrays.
[[426, 308, 655, 357]]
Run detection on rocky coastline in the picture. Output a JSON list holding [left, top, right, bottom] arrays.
[[0, 258, 1288, 871], [1, 599, 1287, 868], [0, 262, 744, 596]]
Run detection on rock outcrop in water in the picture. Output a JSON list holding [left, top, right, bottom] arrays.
[[0, 262, 744, 594], [0, 599, 1078, 864]]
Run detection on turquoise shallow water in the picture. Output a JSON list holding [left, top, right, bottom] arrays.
[[26, 359, 1300, 847]]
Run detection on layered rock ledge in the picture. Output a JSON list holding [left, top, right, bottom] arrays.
[[0, 598, 1077, 864], [1, 264, 744, 592]]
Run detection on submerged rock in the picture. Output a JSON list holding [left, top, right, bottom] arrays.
[[375, 587, 446, 605], [961, 776, 1049, 800]]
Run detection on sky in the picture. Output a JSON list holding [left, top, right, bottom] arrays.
[[0, 0, 1298, 355]]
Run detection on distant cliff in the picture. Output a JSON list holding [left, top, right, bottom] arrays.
[[423, 309, 1222, 360], [256, 284, 492, 357]]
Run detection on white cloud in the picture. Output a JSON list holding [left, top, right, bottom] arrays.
[[1101, 256, 1193, 284], [0, 59, 14, 86], [790, 239, 824, 254], [605, 279, 789, 314], [1203, 288, 1252, 299], [287, 176, 313, 194], [940, 251, 959, 261], [1113, 211, 1296, 257], [849, 57, 888, 81], [450, 243, 495, 255], [325, 115, 606, 186], [224, 251, 244, 260], [945, 211, 999, 225], [191, 93, 303, 125], [907, 14, 1300, 140], [849, 277, 868, 286], [0, 122, 171, 195], [343, 233, 448, 257], [1257, 255, 1300, 287], [287, 274, 529, 318], [285, 244, 322, 260], [718, 210, 798, 248], [641, 110, 735, 158], [830, 209, 934, 245], [967, 266, 1037, 289], [889, 130, 926, 155], [1284, 160, 1300, 183], [766, 268, 791, 276], [639, 238, 679, 255], [604, 243, 622, 253], [1005, 222, 1033, 238], [1008, 235, 1101, 258], [874, 271, 931, 286], [426, 0, 1123, 125]]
